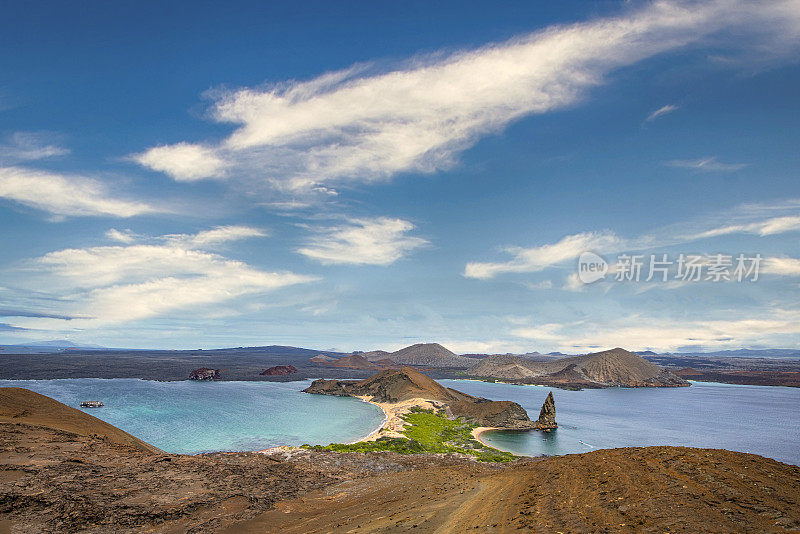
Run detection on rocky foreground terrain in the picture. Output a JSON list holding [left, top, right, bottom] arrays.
[[1, 387, 800, 532]]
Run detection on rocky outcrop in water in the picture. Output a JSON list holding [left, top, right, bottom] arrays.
[[260, 365, 298, 376], [189, 368, 222, 380], [534, 391, 557, 431], [304, 367, 535, 430]]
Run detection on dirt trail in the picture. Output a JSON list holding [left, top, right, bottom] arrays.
[[225, 447, 800, 533]]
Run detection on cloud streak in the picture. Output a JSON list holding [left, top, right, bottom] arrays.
[[0, 132, 69, 162], [510, 310, 800, 352], [0, 166, 159, 218], [645, 104, 679, 122], [298, 217, 428, 266], [464, 231, 621, 279], [467, 201, 800, 281], [133, 0, 800, 196], [20, 227, 316, 324], [665, 157, 747, 172], [690, 215, 800, 239]]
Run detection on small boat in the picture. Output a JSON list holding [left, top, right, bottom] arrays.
[[80, 401, 104, 408]]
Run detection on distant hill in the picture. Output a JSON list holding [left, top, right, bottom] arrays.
[[1, 340, 107, 353], [309, 354, 336, 363], [358, 350, 392, 362], [671, 349, 800, 360], [469, 348, 688, 389], [387, 343, 480, 368], [321, 354, 380, 370]]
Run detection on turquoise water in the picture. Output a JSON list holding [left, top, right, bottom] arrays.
[[3, 378, 797, 465], [0, 378, 384, 454], [441, 379, 800, 466]]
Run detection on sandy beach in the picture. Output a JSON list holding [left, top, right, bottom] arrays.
[[471, 426, 502, 447], [352, 395, 445, 442]]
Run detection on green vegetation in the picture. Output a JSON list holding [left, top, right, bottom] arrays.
[[303, 407, 516, 462]]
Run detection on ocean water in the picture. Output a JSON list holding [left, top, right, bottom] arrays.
[[3, 378, 797, 465], [0, 378, 384, 454], [440, 379, 800, 466]]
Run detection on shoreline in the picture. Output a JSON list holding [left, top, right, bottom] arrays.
[[471, 426, 502, 447], [351, 396, 443, 442], [347, 397, 389, 443]]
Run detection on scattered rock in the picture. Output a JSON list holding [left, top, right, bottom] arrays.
[[188, 368, 222, 380]]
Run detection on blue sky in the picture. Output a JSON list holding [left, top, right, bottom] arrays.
[[1, 0, 800, 353]]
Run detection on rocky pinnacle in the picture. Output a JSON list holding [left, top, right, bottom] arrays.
[[535, 391, 557, 431]]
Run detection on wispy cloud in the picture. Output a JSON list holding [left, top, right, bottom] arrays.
[[105, 228, 138, 243], [0, 132, 69, 162], [0, 166, 159, 218], [133, 0, 800, 198], [664, 157, 747, 172], [15, 227, 316, 325], [510, 310, 800, 352], [164, 225, 269, 247], [0, 322, 29, 332], [464, 231, 621, 279], [297, 217, 428, 266], [689, 215, 800, 239], [645, 104, 679, 122], [763, 257, 800, 276], [0, 308, 78, 320], [467, 202, 800, 281]]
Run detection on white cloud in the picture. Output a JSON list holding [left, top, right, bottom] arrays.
[[165, 225, 269, 247], [105, 228, 138, 243], [84, 267, 311, 323], [763, 257, 800, 276], [27, 228, 315, 324], [134, 142, 225, 181], [297, 217, 428, 265], [0, 132, 69, 162], [134, 0, 800, 194], [664, 157, 747, 172], [468, 203, 800, 283], [464, 231, 620, 279], [510, 311, 800, 352], [562, 272, 585, 292], [0, 166, 158, 218], [645, 104, 679, 122], [691, 215, 800, 239]]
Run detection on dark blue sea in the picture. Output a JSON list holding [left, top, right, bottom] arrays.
[[441, 379, 800, 465]]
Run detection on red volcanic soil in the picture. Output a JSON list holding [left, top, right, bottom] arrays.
[[260, 365, 298, 376], [372, 358, 401, 368], [226, 447, 800, 533], [320, 354, 380, 370]]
